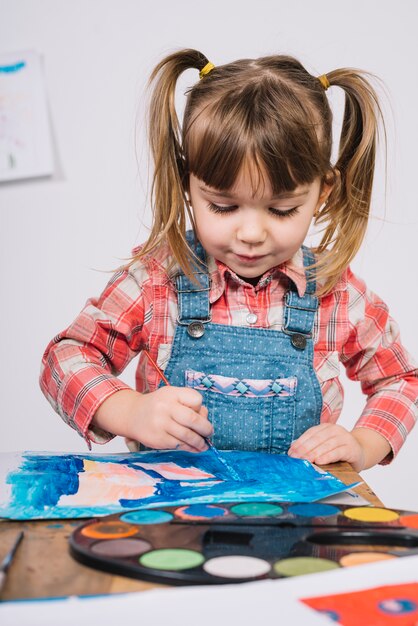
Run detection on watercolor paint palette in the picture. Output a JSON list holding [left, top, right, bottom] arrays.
[[70, 502, 418, 585]]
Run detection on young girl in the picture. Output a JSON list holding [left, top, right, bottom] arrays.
[[40, 49, 418, 472]]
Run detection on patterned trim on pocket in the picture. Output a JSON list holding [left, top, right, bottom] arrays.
[[185, 369, 297, 398]]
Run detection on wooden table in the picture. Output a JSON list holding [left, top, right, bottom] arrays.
[[0, 462, 382, 601]]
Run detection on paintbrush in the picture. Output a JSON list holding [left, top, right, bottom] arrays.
[[0, 531, 24, 594], [143, 349, 241, 481]]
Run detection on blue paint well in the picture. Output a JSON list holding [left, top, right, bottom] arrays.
[[288, 503, 340, 518], [178, 504, 228, 518], [120, 510, 173, 524]]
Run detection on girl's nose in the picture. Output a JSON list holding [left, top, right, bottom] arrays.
[[236, 213, 267, 245]]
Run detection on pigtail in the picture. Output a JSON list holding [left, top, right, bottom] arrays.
[[137, 49, 209, 275], [314, 69, 385, 295]]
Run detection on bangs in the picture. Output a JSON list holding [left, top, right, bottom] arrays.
[[183, 82, 330, 195]]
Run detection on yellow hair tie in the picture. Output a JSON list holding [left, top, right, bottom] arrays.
[[318, 74, 330, 91], [199, 62, 215, 79]]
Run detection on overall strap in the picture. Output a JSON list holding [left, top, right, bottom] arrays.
[[176, 231, 211, 325], [283, 247, 318, 350]]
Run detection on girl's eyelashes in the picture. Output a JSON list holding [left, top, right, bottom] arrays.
[[207, 202, 300, 218], [269, 206, 300, 218], [207, 202, 237, 214]]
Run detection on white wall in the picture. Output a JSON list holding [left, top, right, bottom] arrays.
[[1, 0, 417, 510]]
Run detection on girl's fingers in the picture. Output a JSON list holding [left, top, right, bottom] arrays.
[[289, 424, 345, 456], [167, 419, 209, 452], [288, 433, 328, 456], [172, 405, 213, 438], [303, 438, 347, 462], [176, 387, 205, 411], [312, 445, 350, 465], [302, 434, 344, 457], [125, 435, 200, 455], [154, 433, 202, 453], [289, 427, 364, 468]]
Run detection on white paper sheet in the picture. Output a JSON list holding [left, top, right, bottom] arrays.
[[2, 554, 418, 626], [0, 50, 54, 182]]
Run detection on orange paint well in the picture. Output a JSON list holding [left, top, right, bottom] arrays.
[[339, 552, 396, 567], [81, 521, 139, 539]]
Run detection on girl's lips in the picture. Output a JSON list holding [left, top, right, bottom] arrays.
[[235, 253, 266, 263]]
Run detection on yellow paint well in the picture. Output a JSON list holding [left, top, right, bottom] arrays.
[[343, 507, 399, 523]]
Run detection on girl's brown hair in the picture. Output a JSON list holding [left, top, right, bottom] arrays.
[[135, 48, 384, 295]]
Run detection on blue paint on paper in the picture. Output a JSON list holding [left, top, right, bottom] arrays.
[[0, 61, 26, 73], [0, 451, 354, 520], [7, 454, 83, 508]]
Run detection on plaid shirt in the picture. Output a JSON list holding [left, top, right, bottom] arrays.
[[40, 243, 418, 463]]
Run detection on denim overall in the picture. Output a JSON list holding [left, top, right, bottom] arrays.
[[163, 234, 322, 453]]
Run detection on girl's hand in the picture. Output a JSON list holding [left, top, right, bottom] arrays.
[[288, 424, 366, 472], [94, 387, 213, 453]]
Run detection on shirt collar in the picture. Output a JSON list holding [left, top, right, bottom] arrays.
[[208, 249, 307, 304]]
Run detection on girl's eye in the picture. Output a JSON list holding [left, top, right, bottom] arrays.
[[207, 202, 237, 214], [269, 207, 300, 218], [207, 203, 300, 218]]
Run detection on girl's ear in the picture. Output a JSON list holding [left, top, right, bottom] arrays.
[[322, 169, 338, 200], [318, 169, 339, 204], [314, 170, 337, 217], [318, 185, 332, 206]]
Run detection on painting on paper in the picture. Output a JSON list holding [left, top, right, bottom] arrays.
[[0, 50, 54, 182], [0, 450, 354, 520]]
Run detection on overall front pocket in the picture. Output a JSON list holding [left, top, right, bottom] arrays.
[[185, 369, 297, 453]]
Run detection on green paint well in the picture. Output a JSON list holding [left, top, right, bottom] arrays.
[[230, 503, 284, 517], [139, 548, 205, 571], [273, 556, 340, 577]]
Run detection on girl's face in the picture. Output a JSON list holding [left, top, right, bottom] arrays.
[[189, 168, 330, 282]]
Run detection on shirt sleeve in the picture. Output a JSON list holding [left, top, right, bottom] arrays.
[[340, 268, 418, 463], [40, 267, 148, 447]]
